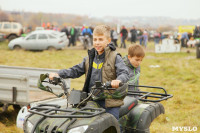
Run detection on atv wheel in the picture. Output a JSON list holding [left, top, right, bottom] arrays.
[[13, 105, 21, 112], [103, 126, 117, 133], [0, 103, 3, 107], [2, 104, 8, 112]]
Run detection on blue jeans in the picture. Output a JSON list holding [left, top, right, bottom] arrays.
[[139, 36, 143, 45], [120, 37, 126, 48], [96, 100, 120, 120]]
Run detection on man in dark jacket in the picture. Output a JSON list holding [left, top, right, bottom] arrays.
[[61, 26, 69, 38], [194, 25, 200, 38], [130, 26, 137, 43], [120, 25, 128, 48]]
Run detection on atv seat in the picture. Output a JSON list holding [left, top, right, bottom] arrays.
[[119, 96, 138, 117]]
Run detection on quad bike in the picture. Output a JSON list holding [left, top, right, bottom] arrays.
[[23, 74, 173, 133]]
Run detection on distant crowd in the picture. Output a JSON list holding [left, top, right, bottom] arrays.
[[25, 23, 200, 49], [179, 25, 200, 48]]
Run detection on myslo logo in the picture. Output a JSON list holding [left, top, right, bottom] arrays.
[[172, 126, 198, 132]]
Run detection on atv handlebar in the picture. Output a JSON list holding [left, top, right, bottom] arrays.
[[93, 81, 124, 90], [38, 73, 69, 97], [47, 73, 61, 85], [105, 81, 124, 89], [49, 74, 68, 96]]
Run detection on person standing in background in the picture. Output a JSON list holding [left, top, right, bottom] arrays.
[[120, 25, 128, 48], [111, 27, 119, 47], [143, 30, 148, 48], [153, 31, 161, 45], [138, 29, 143, 45], [61, 25, 69, 39], [193, 25, 200, 38], [181, 32, 189, 47], [130, 26, 137, 44], [68, 24, 77, 47]]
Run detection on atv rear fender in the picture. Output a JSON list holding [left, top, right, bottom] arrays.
[[120, 102, 165, 133]]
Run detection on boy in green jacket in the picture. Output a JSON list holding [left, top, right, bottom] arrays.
[[123, 44, 145, 91]]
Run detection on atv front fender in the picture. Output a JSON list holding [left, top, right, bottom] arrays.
[[85, 113, 120, 133]]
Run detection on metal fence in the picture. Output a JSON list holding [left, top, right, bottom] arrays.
[[0, 65, 70, 106]]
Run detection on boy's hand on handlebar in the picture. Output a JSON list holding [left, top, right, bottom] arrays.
[[111, 80, 121, 88], [49, 73, 59, 80]]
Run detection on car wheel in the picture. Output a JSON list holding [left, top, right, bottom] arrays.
[[47, 46, 56, 51], [8, 35, 17, 42], [13, 45, 22, 50]]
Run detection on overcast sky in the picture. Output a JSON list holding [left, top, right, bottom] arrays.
[[0, 0, 200, 19]]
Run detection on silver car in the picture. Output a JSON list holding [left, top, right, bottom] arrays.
[[8, 30, 68, 50]]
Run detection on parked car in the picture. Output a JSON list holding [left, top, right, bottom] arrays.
[[0, 21, 23, 41], [8, 30, 68, 50]]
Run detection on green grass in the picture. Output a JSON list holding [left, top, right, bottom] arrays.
[[0, 40, 200, 133]]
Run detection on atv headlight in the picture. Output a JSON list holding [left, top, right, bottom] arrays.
[[68, 125, 88, 133]]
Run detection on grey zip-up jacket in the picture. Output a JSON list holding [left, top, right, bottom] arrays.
[[58, 43, 129, 92], [123, 55, 140, 91]]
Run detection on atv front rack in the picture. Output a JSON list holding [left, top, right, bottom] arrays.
[[27, 104, 106, 133], [29, 104, 106, 118], [128, 85, 173, 102]]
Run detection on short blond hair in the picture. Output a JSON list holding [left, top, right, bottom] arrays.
[[93, 25, 111, 39], [128, 44, 145, 57]]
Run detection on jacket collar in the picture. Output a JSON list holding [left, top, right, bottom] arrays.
[[88, 42, 116, 57], [123, 55, 135, 69]]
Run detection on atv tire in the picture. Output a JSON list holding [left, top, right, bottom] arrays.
[[13, 105, 21, 112], [2, 104, 8, 112]]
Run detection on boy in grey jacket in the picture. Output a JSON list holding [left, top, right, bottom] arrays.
[[49, 25, 129, 121], [123, 44, 145, 91]]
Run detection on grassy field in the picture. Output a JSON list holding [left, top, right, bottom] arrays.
[[0, 40, 199, 133]]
